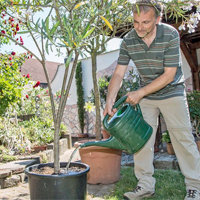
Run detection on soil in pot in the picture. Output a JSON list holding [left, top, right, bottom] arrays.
[[32, 165, 86, 175]]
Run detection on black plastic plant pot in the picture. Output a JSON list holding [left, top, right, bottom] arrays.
[[25, 162, 90, 200]]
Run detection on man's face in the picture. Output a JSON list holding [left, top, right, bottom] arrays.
[[133, 8, 160, 38]]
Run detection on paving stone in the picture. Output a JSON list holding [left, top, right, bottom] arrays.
[[0, 169, 12, 178], [154, 153, 177, 170], [4, 175, 21, 188], [0, 160, 37, 174]]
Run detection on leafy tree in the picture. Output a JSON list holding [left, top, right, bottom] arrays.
[[0, 0, 117, 173]]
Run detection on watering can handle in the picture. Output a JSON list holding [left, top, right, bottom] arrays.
[[103, 96, 142, 129]]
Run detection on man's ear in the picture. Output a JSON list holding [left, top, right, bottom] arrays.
[[156, 16, 161, 25]]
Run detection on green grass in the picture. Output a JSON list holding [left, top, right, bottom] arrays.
[[105, 166, 185, 200]]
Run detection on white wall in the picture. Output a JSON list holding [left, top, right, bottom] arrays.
[[51, 62, 78, 105], [81, 50, 120, 101], [181, 50, 192, 80]]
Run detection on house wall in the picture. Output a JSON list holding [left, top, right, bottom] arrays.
[[51, 49, 195, 137]]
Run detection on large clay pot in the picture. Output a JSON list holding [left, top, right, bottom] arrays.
[[196, 140, 200, 152], [76, 140, 122, 184], [25, 162, 90, 200], [33, 145, 47, 153], [166, 143, 175, 155], [102, 129, 110, 139]]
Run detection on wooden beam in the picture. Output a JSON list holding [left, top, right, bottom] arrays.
[[180, 41, 198, 73], [193, 72, 200, 90], [188, 41, 200, 50]]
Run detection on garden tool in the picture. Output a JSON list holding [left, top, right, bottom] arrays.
[[80, 96, 153, 154]]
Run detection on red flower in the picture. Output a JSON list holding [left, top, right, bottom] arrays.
[[33, 81, 40, 88], [11, 51, 16, 56], [1, 30, 6, 34], [26, 74, 30, 78], [26, 95, 29, 99], [9, 57, 12, 60]]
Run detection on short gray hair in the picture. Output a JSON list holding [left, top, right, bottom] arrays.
[[132, 0, 163, 18]]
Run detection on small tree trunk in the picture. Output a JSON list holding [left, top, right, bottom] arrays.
[[91, 53, 102, 140]]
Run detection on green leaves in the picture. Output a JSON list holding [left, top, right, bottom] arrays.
[[0, 53, 28, 115], [83, 27, 95, 39], [65, 51, 73, 69]]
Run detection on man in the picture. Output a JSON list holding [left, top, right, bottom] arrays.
[[103, 0, 200, 199]]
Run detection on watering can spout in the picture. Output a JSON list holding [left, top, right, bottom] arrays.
[[80, 136, 126, 151]]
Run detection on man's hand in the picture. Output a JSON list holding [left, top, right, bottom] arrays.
[[126, 90, 145, 105], [103, 99, 117, 117]]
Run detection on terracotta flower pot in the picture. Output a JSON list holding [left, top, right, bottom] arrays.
[[166, 143, 175, 155], [196, 140, 200, 152], [102, 129, 110, 139], [75, 140, 122, 185], [34, 145, 47, 153]]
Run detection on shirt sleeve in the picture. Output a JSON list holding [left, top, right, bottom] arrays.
[[117, 39, 131, 66], [164, 29, 181, 68]]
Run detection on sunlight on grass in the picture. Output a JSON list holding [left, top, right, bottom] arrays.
[[105, 166, 185, 200]]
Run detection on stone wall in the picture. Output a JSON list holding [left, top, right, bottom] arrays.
[[63, 104, 96, 138]]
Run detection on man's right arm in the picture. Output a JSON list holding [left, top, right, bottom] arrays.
[[103, 64, 128, 116]]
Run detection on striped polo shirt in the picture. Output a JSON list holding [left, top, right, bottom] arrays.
[[118, 23, 185, 100]]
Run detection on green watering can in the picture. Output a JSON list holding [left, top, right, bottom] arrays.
[[80, 96, 153, 154]]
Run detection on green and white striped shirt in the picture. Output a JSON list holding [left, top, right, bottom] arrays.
[[118, 23, 185, 100]]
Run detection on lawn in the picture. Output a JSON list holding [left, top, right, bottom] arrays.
[[105, 166, 185, 200]]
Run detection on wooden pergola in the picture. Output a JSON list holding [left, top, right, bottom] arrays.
[[163, 17, 200, 90]]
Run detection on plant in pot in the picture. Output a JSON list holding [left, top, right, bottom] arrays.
[[1, 0, 129, 198], [187, 89, 200, 151], [161, 130, 175, 155], [1, 1, 102, 199]]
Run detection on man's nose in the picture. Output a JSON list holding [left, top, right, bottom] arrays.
[[137, 23, 143, 30]]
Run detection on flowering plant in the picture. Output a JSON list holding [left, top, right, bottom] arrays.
[[187, 89, 200, 138], [0, 52, 30, 115], [0, 116, 31, 155]]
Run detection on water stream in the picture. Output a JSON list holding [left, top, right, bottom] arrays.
[[64, 146, 81, 172]]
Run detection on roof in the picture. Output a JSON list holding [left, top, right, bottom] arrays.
[[21, 58, 61, 83]]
